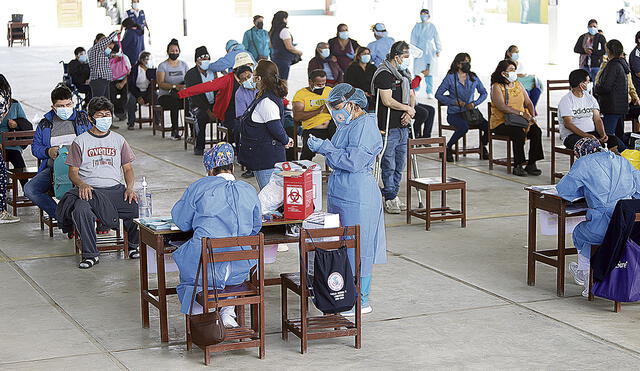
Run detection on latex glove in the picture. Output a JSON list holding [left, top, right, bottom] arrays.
[[307, 134, 323, 153]]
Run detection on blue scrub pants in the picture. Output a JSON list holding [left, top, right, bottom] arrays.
[[381, 128, 408, 201], [602, 113, 627, 150], [360, 276, 371, 307]]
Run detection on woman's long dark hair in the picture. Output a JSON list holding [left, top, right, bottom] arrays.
[[606, 39, 624, 58], [269, 10, 288, 37], [255, 60, 288, 98], [504, 45, 517, 60], [490, 59, 517, 85], [447, 52, 476, 81]]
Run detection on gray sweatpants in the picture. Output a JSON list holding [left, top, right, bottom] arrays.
[[72, 184, 140, 258]]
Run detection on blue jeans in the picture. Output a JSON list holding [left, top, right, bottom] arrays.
[[582, 66, 600, 85], [602, 113, 627, 151], [527, 87, 542, 108], [381, 127, 408, 201], [272, 58, 292, 80], [446, 112, 489, 149], [255, 168, 275, 190], [24, 167, 57, 217]]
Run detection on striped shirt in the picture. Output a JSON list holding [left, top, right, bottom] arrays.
[[88, 31, 118, 81]]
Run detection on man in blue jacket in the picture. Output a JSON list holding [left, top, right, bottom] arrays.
[[24, 85, 92, 219]]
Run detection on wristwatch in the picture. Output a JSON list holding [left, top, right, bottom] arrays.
[[172, 84, 176, 90]]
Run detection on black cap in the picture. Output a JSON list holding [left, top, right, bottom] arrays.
[[194, 46, 209, 62]]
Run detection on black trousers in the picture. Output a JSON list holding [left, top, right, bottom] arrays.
[[413, 103, 435, 138], [492, 123, 544, 166], [191, 105, 213, 152], [158, 95, 184, 135], [301, 124, 336, 161], [563, 131, 620, 150], [109, 81, 128, 116], [4, 149, 27, 188]]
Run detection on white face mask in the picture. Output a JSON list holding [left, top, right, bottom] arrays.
[[132, 2, 139, 9], [506, 71, 518, 83], [583, 81, 593, 92]]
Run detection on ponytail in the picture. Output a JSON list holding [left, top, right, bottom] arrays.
[[255, 60, 288, 98]]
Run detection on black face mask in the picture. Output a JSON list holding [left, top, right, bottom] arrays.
[[256, 21, 264, 29], [460, 62, 471, 73], [312, 87, 325, 95], [168, 53, 180, 61]]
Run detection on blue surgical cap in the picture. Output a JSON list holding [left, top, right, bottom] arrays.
[[327, 83, 368, 109], [203, 142, 234, 171]]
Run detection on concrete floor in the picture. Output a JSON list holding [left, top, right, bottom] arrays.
[[3, 46, 640, 370]]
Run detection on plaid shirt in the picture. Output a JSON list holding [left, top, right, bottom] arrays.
[[88, 31, 118, 81]]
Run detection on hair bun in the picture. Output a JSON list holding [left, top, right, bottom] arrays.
[[170, 38, 179, 45]]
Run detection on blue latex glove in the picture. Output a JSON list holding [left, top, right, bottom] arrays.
[[307, 134, 323, 153]]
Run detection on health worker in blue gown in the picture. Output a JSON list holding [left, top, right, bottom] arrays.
[[171, 142, 262, 327], [307, 83, 387, 315], [557, 138, 640, 296], [410, 8, 442, 97]]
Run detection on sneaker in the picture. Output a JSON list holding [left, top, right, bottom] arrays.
[[341, 305, 373, 317], [525, 163, 542, 176], [0, 210, 20, 224], [569, 262, 586, 286], [394, 197, 407, 211], [79, 256, 99, 269], [446, 151, 454, 163], [481, 146, 490, 160], [221, 313, 239, 328], [128, 248, 140, 259], [513, 165, 528, 177], [384, 199, 400, 214]]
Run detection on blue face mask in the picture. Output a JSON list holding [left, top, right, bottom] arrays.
[[329, 104, 352, 126], [199, 60, 211, 70], [319, 48, 330, 59], [56, 107, 74, 121], [95, 117, 112, 132], [588, 27, 598, 35], [510, 52, 519, 61], [420, 14, 430, 22], [398, 57, 410, 70], [243, 76, 256, 89], [360, 54, 371, 64], [104, 48, 112, 56], [338, 31, 349, 40], [78, 54, 88, 63]]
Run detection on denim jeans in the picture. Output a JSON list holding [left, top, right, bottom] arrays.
[[255, 168, 275, 190], [380, 127, 408, 201], [582, 66, 600, 86], [446, 112, 489, 149], [602, 113, 626, 151], [24, 167, 57, 217], [527, 87, 542, 108]]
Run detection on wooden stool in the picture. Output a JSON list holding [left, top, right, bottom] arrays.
[[280, 226, 361, 354], [406, 136, 466, 231]]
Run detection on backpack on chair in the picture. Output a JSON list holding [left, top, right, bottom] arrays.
[[53, 147, 73, 199]]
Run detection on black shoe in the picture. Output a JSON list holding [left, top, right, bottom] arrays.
[[194, 149, 204, 156], [446, 151, 454, 163], [481, 146, 489, 160], [525, 164, 542, 176], [513, 165, 528, 177], [111, 124, 120, 130], [241, 170, 254, 178], [127, 124, 135, 130]]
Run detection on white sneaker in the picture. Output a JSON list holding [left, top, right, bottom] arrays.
[[221, 313, 239, 328], [569, 262, 586, 286], [0, 210, 20, 224], [426, 93, 434, 100], [394, 197, 407, 211], [384, 199, 400, 214], [341, 305, 373, 317]]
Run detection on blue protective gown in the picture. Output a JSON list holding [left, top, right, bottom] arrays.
[[315, 113, 387, 276], [557, 151, 640, 259], [410, 22, 441, 72], [171, 175, 262, 314], [367, 36, 395, 67]]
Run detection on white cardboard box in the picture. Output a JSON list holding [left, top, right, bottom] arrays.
[[538, 210, 586, 236]]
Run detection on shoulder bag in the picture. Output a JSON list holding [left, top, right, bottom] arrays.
[[110, 35, 131, 81], [502, 85, 530, 128], [187, 247, 225, 346], [453, 74, 483, 125]]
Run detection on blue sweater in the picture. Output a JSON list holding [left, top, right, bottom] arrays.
[[32, 110, 92, 172]]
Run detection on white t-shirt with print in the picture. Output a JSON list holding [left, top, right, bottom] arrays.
[[557, 91, 600, 140]]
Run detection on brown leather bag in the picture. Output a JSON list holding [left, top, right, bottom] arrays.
[[188, 247, 225, 345]]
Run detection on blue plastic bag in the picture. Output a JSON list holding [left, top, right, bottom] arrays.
[[593, 239, 640, 302]]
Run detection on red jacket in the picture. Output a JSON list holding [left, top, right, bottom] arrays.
[[178, 73, 234, 121]]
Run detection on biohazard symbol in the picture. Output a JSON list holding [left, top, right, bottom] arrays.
[[286, 187, 303, 205]]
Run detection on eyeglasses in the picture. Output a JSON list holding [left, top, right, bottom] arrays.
[[93, 111, 113, 118]]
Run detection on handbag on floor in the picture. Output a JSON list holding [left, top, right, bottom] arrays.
[[188, 248, 225, 345], [502, 85, 530, 128], [453, 73, 483, 125], [306, 227, 357, 314]]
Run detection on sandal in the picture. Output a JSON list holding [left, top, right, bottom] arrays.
[[79, 257, 99, 269], [128, 249, 140, 259]]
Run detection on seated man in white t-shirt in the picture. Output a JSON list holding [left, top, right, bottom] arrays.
[[557, 69, 620, 150]]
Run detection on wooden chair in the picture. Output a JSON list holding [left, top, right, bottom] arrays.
[[588, 212, 640, 313], [216, 125, 230, 143], [74, 221, 129, 258], [2, 131, 37, 216], [550, 110, 575, 183], [183, 99, 217, 151], [7, 22, 29, 47], [152, 85, 184, 138], [187, 234, 265, 365], [437, 101, 483, 161], [135, 82, 155, 129], [280, 226, 361, 354], [487, 103, 521, 174], [292, 122, 302, 160], [406, 137, 466, 230], [39, 191, 58, 238], [546, 80, 570, 137]]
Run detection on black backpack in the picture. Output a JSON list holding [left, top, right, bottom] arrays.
[[306, 229, 357, 314]]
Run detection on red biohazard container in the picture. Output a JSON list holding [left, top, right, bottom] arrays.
[[283, 169, 314, 220]]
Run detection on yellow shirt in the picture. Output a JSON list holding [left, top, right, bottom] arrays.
[[490, 82, 527, 130], [292, 86, 333, 130]]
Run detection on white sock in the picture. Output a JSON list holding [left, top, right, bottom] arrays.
[[577, 254, 590, 272]]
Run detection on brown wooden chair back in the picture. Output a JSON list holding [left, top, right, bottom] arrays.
[[407, 136, 447, 183], [299, 226, 361, 285], [1, 130, 34, 166]]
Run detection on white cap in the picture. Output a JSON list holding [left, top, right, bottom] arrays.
[[233, 52, 254, 69]]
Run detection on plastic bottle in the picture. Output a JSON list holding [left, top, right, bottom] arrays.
[[138, 176, 153, 218]]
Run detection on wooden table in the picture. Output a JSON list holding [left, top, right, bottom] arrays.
[[136, 219, 302, 343], [526, 188, 586, 297]]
